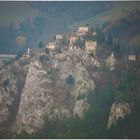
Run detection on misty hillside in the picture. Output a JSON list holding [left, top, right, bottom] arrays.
[[1, 1, 140, 55], [0, 1, 112, 54], [70, 2, 140, 28], [70, 2, 140, 48], [29, 1, 112, 21]]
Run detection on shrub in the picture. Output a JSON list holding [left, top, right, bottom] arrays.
[[66, 75, 75, 85]]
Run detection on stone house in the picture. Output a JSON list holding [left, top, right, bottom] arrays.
[[128, 55, 136, 61], [85, 40, 97, 55], [55, 35, 64, 42], [78, 25, 89, 35], [47, 42, 58, 50], [69, 35, 78, 45], [76, 25, 94, 37]]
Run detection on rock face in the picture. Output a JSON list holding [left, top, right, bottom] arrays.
[[0, 47, 134, 138], [106, 52, 116, 71], [0, 56, 30, 136], [11, 50, 96, 135], [0, 47, 132, 137], [107, 102, 131, 129], [74, 99, 89, 119]]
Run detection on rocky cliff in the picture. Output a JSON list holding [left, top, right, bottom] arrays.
[[0, 46, 134, 138], [107, 102, 131, 129], [9, 49, 97, 135], [0, 55, 30, 137]]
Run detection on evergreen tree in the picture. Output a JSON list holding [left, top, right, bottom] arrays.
[[38, 41, 44, 48]]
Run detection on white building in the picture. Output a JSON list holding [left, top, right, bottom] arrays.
[[128, 55, 136, 61], [47, 43, 58, 50]]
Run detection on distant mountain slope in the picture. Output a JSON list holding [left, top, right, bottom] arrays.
[[70, 2, 140, 49], [131, 34, 140, 46], [70, 2, 140, 29], [0, 2, 39, 27], [0, 1, 112, 54], [29, 1, 112, 22]]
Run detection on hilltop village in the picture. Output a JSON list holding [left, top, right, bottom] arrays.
[[0, 24, 140, 138], [25, 24, 139, 73], [26, 25, 112, 69], [0, 24, 139, 71], [47, 25, 97, 54], [0, 25, 140, 73]]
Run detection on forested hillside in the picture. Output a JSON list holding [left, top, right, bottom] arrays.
[[0, 1, 112, 54]]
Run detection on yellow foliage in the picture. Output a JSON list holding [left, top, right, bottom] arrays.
[[16, 35, 26, 47]]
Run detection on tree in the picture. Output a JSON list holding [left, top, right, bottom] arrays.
[[16, 50, 25, 60], [62, 36, 69, 46], [45, 47, 49, 54], [38, 41, 44, 48], [96, 28, 105, 46], [66, 75, 75, 85], [75, 37, 85, 49], [16, 35, 26, 48], [113, 42, 122, 59], [108, 33, 113, 47], [135, 9, 140, 16]]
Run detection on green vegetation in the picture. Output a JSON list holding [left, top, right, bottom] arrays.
[[107, 69, 140, 138], [70, 2, 140, 29], [96, 28, 105, 46], [66, 75, 75, 85], [62, 36, 69, 46], [74, 37, 85, 49], [131, 34, 140, 47], [38, 41, 45, 48], [76, 94, 86, 100], [15, 50, 25, 60], [0, 2, 38, 26]]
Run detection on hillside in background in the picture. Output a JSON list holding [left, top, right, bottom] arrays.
[[0, 1, 112, 54], [1, 1, 140, 54], [70, 2, 140, 48], [70, 2, 140, 28]]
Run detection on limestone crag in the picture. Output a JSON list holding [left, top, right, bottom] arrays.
[[106, 52, 116, 71], [12, 50, 96, 135], [0, 56, 30, 135], [107, 102, 131, 129], [13, 57, 55, 134], [74, 99, 89, 119]]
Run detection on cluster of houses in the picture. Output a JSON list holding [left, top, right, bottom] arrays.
[[46, 25, 97, 56], [45, 25, 140, 63], [26, 25, 139, 64]]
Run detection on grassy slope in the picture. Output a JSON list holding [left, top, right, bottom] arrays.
[[69, 2, 140, 29], [0, 2, 39, 26], [131, 34, 140, 46]]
